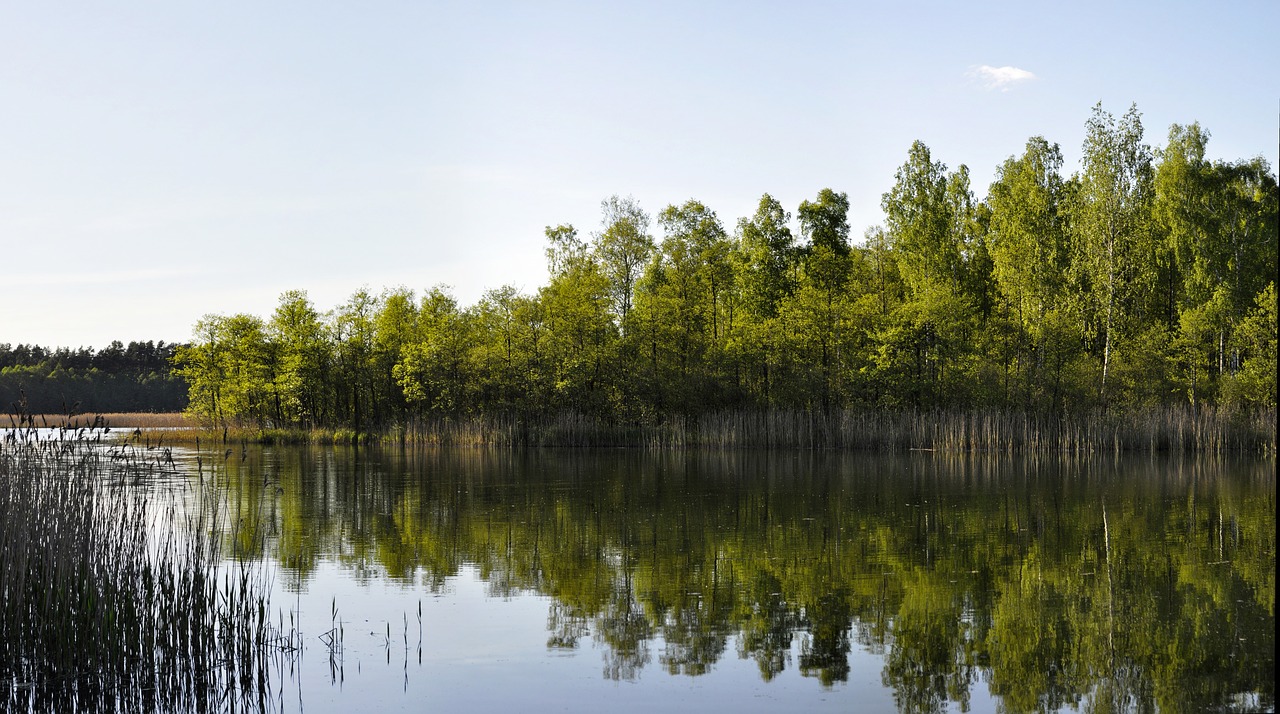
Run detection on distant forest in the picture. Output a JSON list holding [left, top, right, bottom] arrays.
[[0, 340, 187, 415], [11, 104, 1279, 432]]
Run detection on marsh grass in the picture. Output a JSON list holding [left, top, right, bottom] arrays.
[[394, 406, 1276, 453], [10, 412, 194, 429], [0, 423, 296, 712], [96, 405, 1274, 453]]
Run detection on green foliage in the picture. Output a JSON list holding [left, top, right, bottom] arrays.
[[393, 287, 471, 415], [1223, 283, 1278, 407], [737, 194, 798, 319], [594, 195, 655, 321], [883, 141, 960, 297], [168, 103, 1276, 434], [798, 188, 852, 294], [0, 341, 185, 414], [268, 290, 330, 426], [1072, 102, 1156, 398], [174, 314, 273, 428], [988, 137, 1069, 336], [538, 235, 618, 416]]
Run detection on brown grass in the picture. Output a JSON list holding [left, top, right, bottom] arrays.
[[49, 406, 1270, 453], [13, 412, 195, 429], [397, 406, 1277, 453]]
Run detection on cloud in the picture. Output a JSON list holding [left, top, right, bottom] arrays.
[[967, 65, 1037, 91]]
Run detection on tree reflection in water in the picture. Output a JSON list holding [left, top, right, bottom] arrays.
[[204, 447, 1275, 713]]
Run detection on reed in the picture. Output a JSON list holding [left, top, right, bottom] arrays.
[[389, 406, 1276, 453], [15, 412, 195, 429], [0, 427, 296, 712], [89, 405, 1273, 453]]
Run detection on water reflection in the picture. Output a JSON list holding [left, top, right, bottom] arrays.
[[201, 448, 1274, 713]]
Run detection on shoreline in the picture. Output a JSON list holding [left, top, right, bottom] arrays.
[[15, 406, 1271, 454]]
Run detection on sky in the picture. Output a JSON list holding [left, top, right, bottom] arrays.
[[2, 0, 1278, 349]]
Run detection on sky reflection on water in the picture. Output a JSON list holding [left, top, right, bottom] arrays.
[[178, 447, 1273, 714]]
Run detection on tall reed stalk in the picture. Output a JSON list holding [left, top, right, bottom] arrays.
[[1, 425, 294, 712], [393, 406, 1276, 453]]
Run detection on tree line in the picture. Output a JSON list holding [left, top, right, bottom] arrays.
[[175, 103, 1278, 434], [1, 340, 187, 415]]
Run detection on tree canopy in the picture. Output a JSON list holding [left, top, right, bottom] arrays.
[[171, 104, 1277, 432]]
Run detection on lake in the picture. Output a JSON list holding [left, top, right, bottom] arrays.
[[166, 445, 1274, 713]]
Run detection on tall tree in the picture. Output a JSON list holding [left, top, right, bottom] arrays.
[[798, 188, 852, 295], [472, 285, 547, 416], [332, 288, 380, 430], [630, 199, 733, 409], [737, 194, 797, 320], [374, 287, 420, 425], [988, 137, 1068, 330], [268, 290, 331, 427], [539, 225, 618, 416], [659, 200, 733, 340], [1228, 282, 1277, 407], [791, 189, 855, 409], [1155, 122, 1214, 311], [594, 195, 655, 324], [987, 137, 1073, 406], [393, 287, 471, 416], [1072, 102, 1154, 400], [174, 314, 272, 430], [881, 145, 981, 407], [734, 195, 799, 406], [882, 142, 959, 297]]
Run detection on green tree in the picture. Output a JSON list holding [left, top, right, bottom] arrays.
[[373, 287, 420, 426], [539, 225, 618, 416], [1072, 102, 1154, 401], [987, 137, 1072, 407], [393, 287, 472, 417], [792, 189, 856, 409], [594, 195, 655, 324], [174, 313, 272, 429], [798, 188, 852, 294], [1224, 283, 1278, 407], [471, 285, 547, 417], [737, 194, 797, 319], [881, 145, 981, 407], [883, 142, 960, 297], [174, 316, 229, 428], [733, 195, 801, 407], [268, 290, 331, 427], [946, 165, 995, 316], [628, 206, 712, 413], [332, 288, 380, 430]]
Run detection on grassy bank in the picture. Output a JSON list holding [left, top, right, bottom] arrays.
[[0, 428, 295, 711], [102, 405, 1279, 453], [8, 412, 194, 429]]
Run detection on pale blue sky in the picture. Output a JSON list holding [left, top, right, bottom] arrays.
[[2, 1, 1277, 348]]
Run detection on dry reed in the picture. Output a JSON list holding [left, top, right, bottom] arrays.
[[15, 412, 195, 429], [393, 406, 1276, 453]]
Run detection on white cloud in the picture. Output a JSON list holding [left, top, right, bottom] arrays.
[[967, 65, 1037, 91]]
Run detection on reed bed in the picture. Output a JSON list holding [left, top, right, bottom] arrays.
[[391, 406, 1276, 453], [0, 426, 295, 712], [9, 413, 194, 430], [101, 405, 1274, 453]]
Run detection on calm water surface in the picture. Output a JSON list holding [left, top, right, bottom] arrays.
[[169, 446, 1274, 713]]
